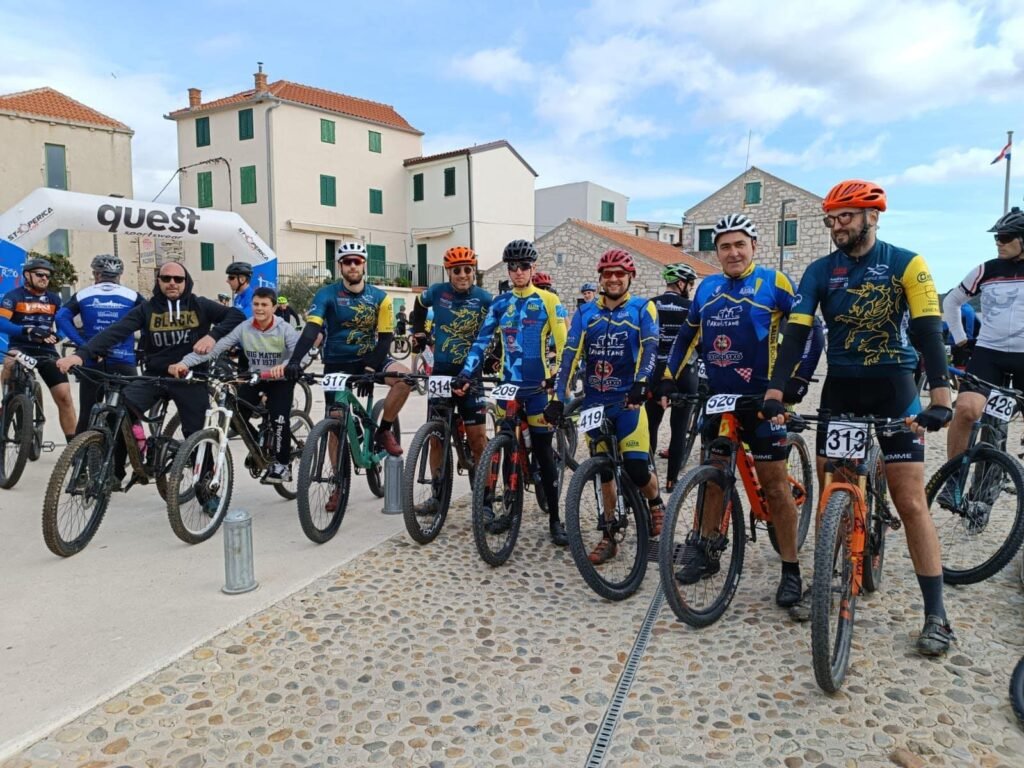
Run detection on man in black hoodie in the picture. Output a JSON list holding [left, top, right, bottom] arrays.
[[57, 261, 245, 438]]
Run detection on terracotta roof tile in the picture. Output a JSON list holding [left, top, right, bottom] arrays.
[[572, 220, 716, 275], [168, 80, 421, 134], [0, 87, 131, 132]]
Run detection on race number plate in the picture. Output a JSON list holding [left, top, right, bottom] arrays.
[[824, 421, 868, 459], [320, 373, 351, 392], [577, 405, 605, 433], [705, 393, 739, 415], [984, 390, 1015, 422], [490, 383, 519, 400], [16, 353, 37, 370], [427, 375, 453, 398], [696, 360, 707, 379]]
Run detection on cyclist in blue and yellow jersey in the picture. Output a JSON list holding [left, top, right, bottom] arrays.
[[286, 242, 412, 462], [453, 239, 569, 545], [765, 179, 954, 656], [546, 249, 667, 564], [664, 213, 819, 611], [411, 246, 493, 481]]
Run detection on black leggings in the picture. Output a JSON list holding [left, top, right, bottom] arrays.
[[531, 431, 560, 520], [237, 381, 294, 463], [600, 458, 651, 489], [646, 365, 697, 483]]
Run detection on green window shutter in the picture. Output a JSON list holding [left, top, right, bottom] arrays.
[[698, 228, 715, 251], [195, 116, 210, 147], [416, 243, 428, 286], [413, 173, 424, 202], [197, 171, 213, 208], [320, 119, 335, 144], [368, 130, 382, 153], [744, 181, 762, 205], [366, 244, 386, 280], [320, 175, 336, 206], [238, 108, 254, 140], [444, 167, 456, 196], [369, 188, 383, 214], [777, 219, 798, 247], [601, 201, 615, 222], [240, 166, 257, 205], [44, 144, 67, 190], [200, 242, 215, 271]]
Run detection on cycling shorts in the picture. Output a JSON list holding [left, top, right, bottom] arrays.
[[962, 347, 1024, 395], [322, 359, 398, 415], [817, 374, 924, 463], [701, 401, 788, 463], [5, 352, 67, 389], [585, 400, 650, 461], [492, 386, 552, 434], [427, 367, 486, 427]]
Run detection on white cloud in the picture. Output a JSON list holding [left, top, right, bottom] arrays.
[[878, 146, 1010, 185], [716, 132, 887, 170], [449, 47, 535, 92]]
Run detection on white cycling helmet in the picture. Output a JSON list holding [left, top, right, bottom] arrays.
[[336, 242, 368, 261], [713, 213, 758, 242]]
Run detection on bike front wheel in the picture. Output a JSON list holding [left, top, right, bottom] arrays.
[[41, 431, 112, 557], [367, 401, 401, 498], [402, 420, 453, 544], [297, 418, 350, 543], [166, 428, 234, 544], [1011, 655, 1024, 728], [29, 379, 43, 461], [471, 432, 523, 566], [0, 394, 32, 489], [810, 489, 857, 694], [862, 446, 888, 593]]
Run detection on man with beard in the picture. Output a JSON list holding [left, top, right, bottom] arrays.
[[764, 179, 955, 657]]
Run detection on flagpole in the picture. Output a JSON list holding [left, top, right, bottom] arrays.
[[1004, 130, 1013, 214]]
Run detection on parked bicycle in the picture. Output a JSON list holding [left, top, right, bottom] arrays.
[[296, 371, 402, 543], [1012, 656, 1024, 729], [1, 350, 51, 488], [657, 393, 814, 627], [925, 367, 1024, 585]]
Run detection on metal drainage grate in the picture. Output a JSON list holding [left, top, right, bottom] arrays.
[[584, 587, 665, 767]]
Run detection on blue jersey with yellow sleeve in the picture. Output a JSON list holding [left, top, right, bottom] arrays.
[[555, 293, 659, 404], [416, 283, 492, 374], [461, 285, 566, 386], [666, 263, 796, 395], [787, 240, 940, 376], [305, 281, 394, 366]]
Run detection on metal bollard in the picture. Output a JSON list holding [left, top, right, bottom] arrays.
[[222, 508, 258, 594], [382, 455, 404, 514]]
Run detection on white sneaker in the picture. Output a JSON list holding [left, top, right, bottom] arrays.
[[265, 462, 292, 484]]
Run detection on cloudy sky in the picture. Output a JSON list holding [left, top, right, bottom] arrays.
[[1, 0, 1021, 289]]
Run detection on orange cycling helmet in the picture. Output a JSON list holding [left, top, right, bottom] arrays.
[[596, 248, 636, 275], [822, 180, 887, 212], [532, 271, 553, 288], [443, 246, 477, 269]]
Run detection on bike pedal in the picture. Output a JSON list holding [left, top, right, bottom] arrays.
[[41, 441, 56, 453]]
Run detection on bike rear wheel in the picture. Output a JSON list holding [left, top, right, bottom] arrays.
[[767, 431, 815, 554], [471, 432, 523, 566], [658, 464, 745, 627], [166, 428, 233, 544], [292, 379, 313, 416], [810, 489, 857, 694], [0, 394, 32, 489], [41, 431, 112, 557], [862, 446, 888, 593], [29, 379, 43, 461], [367, 400, 401, 498], [565, 456, 649, 601], [297, 418, 351, 543], [926, 445, 1024, 584], [155, 412, 184, 501], [402, 420, 453, 544], [1011, 655, 1024, 728], [273, 410, 314, 501]]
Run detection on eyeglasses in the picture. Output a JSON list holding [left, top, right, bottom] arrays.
[[600, 270, 629, 280], [226, 274, 240, 281], [340, 258, 364, 267], [995, 233, 1019, 244], [29, 272, 51, 279], [449, 265, 474, 275], [822, 211, 863, 228], [507, 262, 532, 273], [158, 275, 186, 284]]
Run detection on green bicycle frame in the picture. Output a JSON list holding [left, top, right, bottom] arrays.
[[327, 387, 387, 470]]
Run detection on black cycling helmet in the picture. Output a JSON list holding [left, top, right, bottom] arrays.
[[989, 206, 1024, 237], [23, 257, 53, 274], [225, 261, 254, 277], [90, 254, 124, 278], [502, 239, 538, 263]]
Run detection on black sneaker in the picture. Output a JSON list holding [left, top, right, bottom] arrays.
[[788, 588, 812, 622], [264, 462, 292, 484], [916, 615, 955, 657], [675, 543, 720, 585], [775, 571, 803, 608], [482, 503, 513, 535], [549, 516, 568, 547]]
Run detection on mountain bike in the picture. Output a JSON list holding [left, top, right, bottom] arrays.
[[657, 394, 814, 627], [296, 372, 402, 543], [1, 350, 51, 488], [1012, 656, 1024, 728], [925, 368, 1024, 584], [41, 369, 182, 557]]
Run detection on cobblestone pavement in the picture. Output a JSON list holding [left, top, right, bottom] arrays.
[[5, 387, 1024, 767]]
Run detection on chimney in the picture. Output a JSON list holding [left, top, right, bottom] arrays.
[[254, 61, 267, 93], [188, 88, 202, 109]]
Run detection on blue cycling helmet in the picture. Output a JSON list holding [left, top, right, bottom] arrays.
[[580, 282, 597, 293]]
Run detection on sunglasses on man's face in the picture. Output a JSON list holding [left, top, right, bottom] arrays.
[[449, 266, 474, 276], [159, 275, 186, 284], [600, 270, 629, 280], [507, 262, 532, 273], [29, 272, 51, 279], [995, 233, 1019, 244], [340, 258, 365, 267]]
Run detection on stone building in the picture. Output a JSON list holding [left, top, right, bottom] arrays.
[[682, 166, 830, 283], [480, 218, 715, 300]]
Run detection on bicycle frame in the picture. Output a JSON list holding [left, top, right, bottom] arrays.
[[187, 379, 235, 490], [327, 387, 384, 470], [585, 416, 636, 535], [818, 460, 870, 603]]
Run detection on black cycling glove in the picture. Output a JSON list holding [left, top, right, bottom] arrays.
[[950, 340, 974, 368], [627, 381, 648, 406], [355, 370, 376, 398], [284, 362, 304, 382], [452, 375, 473, 395], [759, 398, 787, 421], [782, 377, 809, 405], [914, 404, 953, 432], [543, 400, 564, 425], [24, 326, 50, 342]]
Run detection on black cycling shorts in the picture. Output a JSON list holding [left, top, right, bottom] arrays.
[[8, 351, 69, 389], [426, 366, 487, 427], [962, 346, 1024, 395], [816, 374, 924, 463], [701, 401, 789, 463]]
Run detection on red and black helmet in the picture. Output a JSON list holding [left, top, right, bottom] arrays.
[[532, 271, 553, 288], [596, 248, 636, 275]]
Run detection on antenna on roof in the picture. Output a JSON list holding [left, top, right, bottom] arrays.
[[744, 129, 752, 171], [257, 61, 264, 73]]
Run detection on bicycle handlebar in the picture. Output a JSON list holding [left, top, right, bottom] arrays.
[[948, 366, 1023, 399]]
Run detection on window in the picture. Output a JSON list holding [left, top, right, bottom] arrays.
[[600, 201, 615, 222], [197, 171, 213, 208], [744, 181, 762, 205], [321, 119, 335, 144], [200, 242, 215, 271], [368, 130, 381, 153], [413, 173, 424, 202], [555, 252, 565, 266], [698, 228, 715, 251], [44, 144, 67, 190], [240, 166, 257, 205], [444, 167, 456, 197], [238, 109, 254, 141], [369, 188, 383, 214], [47, 229, 69, 258], [366, 244, 386, 281], [777, 219, 798, 247], [195, 116, 210, 147], [416, 243, 428, 286], [320, 175, 336, 206]]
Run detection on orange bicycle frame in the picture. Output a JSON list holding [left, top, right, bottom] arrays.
[[818, 465, 869, 603]]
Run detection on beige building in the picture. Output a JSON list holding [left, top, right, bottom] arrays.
[[682, 166, 830, 283], [629, 220, 684, 245], [535, 181, 629, 240], [0, 87, 135, 293]]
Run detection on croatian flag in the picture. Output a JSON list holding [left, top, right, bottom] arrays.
[[991, 140, 1012, 165]]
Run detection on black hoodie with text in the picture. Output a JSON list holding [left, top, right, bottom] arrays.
[[79, 267, 245, 374]]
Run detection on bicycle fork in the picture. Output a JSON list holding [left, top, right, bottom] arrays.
[[192, 406, 232, 490]]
